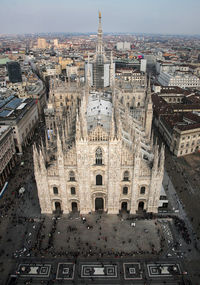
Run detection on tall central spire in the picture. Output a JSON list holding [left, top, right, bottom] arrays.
[[97, 11, 103, 54]]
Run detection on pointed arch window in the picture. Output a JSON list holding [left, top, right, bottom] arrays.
[[123, 186, 128, 195], [123, 171, 130, 181], [71, 187, 76, 195], [69, 171, 75, 181], [53, 187, 58, 195], [95, 147, 103, 165], [140, 186, 145, 194], [96, 174, 102, 185]]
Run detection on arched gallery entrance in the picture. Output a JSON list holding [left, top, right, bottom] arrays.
[[55, 201, 61, 213], [138, 201, 144, 211], [121, 202, 128, 211], [72, 202, 78, 212], [95, 198, 104, 211]]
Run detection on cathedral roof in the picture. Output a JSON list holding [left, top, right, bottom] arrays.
[[86, 91, 112, 133]]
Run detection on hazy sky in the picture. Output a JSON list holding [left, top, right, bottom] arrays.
[[0, 0, 200, 34]]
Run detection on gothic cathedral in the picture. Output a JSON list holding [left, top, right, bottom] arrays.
[[33, 13, 164, 214]]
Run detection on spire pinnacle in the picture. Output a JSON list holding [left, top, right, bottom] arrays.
[[97, 10, 103, 54]]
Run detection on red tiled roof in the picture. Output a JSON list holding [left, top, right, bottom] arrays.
[[160, 113, 200, 132]]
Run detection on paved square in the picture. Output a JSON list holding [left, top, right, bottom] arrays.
[[17, 264, 51, 278], [147, 263, 181, 278], [123, 263, 142, 280], [56, 263, 75, 280], [50, 215, 162, 256], [81, 264, 118, 278]]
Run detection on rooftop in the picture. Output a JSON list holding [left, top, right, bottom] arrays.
[[87, 91, 112, 132], [0, 95, 35, 122], [161, 113, 200, 132]]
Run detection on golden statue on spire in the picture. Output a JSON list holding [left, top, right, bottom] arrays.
[[99, 11, 101, 19]]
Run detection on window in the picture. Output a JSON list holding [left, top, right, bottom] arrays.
[[96, 174, 102, 185], [69, 171, 75, 181], [123, 171, 129, 181], [95, 147, 103, 165], [71, 187, 76, 195], [123, 186, 128, 195], [140, 186, 145, 194], [53, 187, 58, 195], [160, 195, 167, 200]]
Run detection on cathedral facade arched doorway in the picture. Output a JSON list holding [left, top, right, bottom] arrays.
[[121, 202, 128, 211], [95, 197, 104, 211], [54, 201, 62, 213], [72, 202, 78, 212], [138, 201, 144, 211]]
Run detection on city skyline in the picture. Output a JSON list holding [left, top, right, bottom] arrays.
[[0, 0, 200, 35]]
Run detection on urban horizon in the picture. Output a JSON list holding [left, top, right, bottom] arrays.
[[1, 31, 200, 37]]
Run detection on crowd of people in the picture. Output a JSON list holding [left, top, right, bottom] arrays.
[[174, 216, 191, 244], [15, 214, 171, 260]]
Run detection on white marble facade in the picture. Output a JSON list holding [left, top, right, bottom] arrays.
[[33, 13, 164, 215]]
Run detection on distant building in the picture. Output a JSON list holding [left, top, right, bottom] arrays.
[[157, 71, 200, 88], [66, 65, 78, 79], [54, 39, 59, 47], [59, 57, 73, 70], [140, 59, 147, 73], [156, 62, 176, 74], [37, 38, 47, 49], [7, 62, 22, 83], [156, 61, 190, 75], [116, 42, 131, 51], [115, 68, 145, 86]]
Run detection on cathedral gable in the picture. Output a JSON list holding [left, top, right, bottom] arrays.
[[89, 125, 109, 141]]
